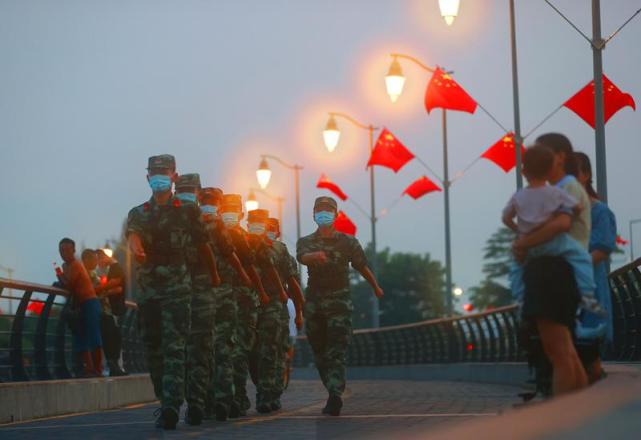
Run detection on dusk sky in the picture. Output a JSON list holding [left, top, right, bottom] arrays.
[[1, 0, 640, 305]]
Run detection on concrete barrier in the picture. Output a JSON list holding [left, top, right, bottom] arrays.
[[0, 374, 155, 424]]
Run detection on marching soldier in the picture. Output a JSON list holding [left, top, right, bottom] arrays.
[[126, 155, 220, 430], [296, 196, 383, 417]]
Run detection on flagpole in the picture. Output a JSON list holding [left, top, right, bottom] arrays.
[[592, 0, 607, 203], [443, 109, 453, 316], [369, 125, 380, 328], [509, 0, 524, 190]]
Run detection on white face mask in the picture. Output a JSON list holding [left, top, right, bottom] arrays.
[[266, 231, 277, 241], [248, 223, 266, 235], [221, 212, 240, 228]]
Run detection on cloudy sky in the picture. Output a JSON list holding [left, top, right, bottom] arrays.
[[1, 0, 640, 303]]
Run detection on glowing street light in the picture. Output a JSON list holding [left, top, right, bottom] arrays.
[[245, 189, 259, 212], [453, 287, 464, 297], [385, 57, 406, 103], [439, 0, 460, 26], [256, 158, 272, 189], [323, 115, 340, 152]]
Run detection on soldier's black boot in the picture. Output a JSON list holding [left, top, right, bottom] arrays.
[[256, 393, 272, 414], [325, 395, 342, 417], [159, 407, 179, 430], [185, 406, 203, 426], [270, 396, 282, 412], [229, 401, 241, 419], [215, 403, 229, 422]]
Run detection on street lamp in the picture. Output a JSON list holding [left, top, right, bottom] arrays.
[[386, 53, 455, 316], [453, 287, 464, 297], [438, 0, 460, 26], [385, 57, 406, 103], [323, 111, 381, 328], [245, 189, 259, 212], [255, 155, 303, 241]]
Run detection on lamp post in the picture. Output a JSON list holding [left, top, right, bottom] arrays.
[[246, 187, 284, 228], [437, 0, 523, 189], [385, 53, 454, 316], [323, 111, 381, 328], [256, 155, 303, 241], [630, 218, 641, 261]]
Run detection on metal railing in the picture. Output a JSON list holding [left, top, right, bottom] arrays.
[[0, 277, 144, 382], [608, 257, 641, 361]]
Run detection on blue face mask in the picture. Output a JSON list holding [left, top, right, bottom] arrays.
[[314, 211, 335, 226], [148, 175, 172, 193], [221, 212, 240, 228], [176, 192, 197, 204], [248, 223, 266, 235], [266, 231, 277, 241], [201, 205, 218, 216]]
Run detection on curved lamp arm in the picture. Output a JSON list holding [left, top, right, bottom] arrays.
[[329, 112, 379, 132], [261, 154, 303, 171], [390, 53, 453, 74]]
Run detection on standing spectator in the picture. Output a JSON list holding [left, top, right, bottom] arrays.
[[59, 238, 103, 377], [97, 249, 128, 376], [575, 152, 617, 382]]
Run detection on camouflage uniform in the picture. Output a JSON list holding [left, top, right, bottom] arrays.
[[296, 198, 368, 399], [127, 155, 210, 414]]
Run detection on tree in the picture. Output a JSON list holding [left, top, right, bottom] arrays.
[[468, 227, 515, 310], [351, 245, 446, 328]]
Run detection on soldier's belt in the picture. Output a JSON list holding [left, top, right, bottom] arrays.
[[146, 253, 185, 266]]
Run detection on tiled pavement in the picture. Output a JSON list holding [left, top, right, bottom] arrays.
[[0, 379, 522, 439]]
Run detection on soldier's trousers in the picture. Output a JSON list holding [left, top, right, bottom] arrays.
[[185, 274, 216, 411], [209, 284, 237, 411], [274, 304, 291, 398], [138, 292, 191, 411], [304, 288, 352, 397], [233, 287, 259, 411], [254, 299, 283, 403]]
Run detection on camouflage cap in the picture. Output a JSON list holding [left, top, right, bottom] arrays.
[[266, 217, 280, 231], [147, 154, 176, 171], [314, 196, 337, 211], [221, 194, 243, 211], [175, 173, 201, 192], [199, 187, 223, 204], [247, 209, 269, 223]]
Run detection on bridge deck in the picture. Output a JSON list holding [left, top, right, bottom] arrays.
[[0, 379, 520, 439]]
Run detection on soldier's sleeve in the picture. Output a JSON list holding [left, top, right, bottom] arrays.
[[281, 243, 298, 279], [188, 205, 208, 247], [125, 206, 143, 238], [255, 240, 276, 268], [289, 254, 299, 280], [233, 230, 255, 267], [212, 220, 235, 257], [348, 236, 368, 270], [296, 237, 308, 264]]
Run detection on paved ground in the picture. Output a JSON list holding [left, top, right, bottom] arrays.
[[0, 379, 522, 439]]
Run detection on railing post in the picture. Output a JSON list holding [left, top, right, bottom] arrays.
[[54, 299, 72, 379], [10, 290, 32, 381], [34, 294, 56, 380]]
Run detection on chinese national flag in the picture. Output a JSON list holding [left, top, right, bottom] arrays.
[[316, 173, 348, 201], [616, 235, 629, 246], [425, 67, 478, 114], [563, 75, 636, 128], [27, 301, 44, 315], [481, 133, 526, 173], [334, 210, 357, 236], [403, 176, 442, 199], [367, 128, 415, 173]]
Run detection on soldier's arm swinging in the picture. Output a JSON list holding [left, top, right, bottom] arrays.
[[265, 264, 288, 304], [128, 232, 147, 264], [198, 243, 221, 287], [227, 252, 252, 286], [298, 251, 327, 266], [247, 265, 270, 305], [355, 266, 384, 299], [287, 276, 305, 330]]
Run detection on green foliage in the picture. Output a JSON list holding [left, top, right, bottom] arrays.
[[351, 245, 445, 329], [468, 279, 512, 310]]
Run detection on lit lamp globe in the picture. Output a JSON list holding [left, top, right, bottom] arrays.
[[256, 158, 272, 189], [439, 0, 460, 26], [245, 190, 259, 212], [323, 116, 340, 153], [101, 247, 114, 258], [385, 58, 406, 103], [453, 287, 463, 297]]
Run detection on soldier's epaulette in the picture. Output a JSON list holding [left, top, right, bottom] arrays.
[[143, 202, 150, 212], [172, 198, 182, 208]]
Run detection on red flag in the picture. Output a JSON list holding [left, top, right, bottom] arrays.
[[316, 173, 348, 201], [27, 301, 44, 316], [616, 235, 629, 246], [481, 132, 526, 173], [563, 75, 636, 128], [425, 68, 477, 114], [367, 128, 415, 173], [403, 176, 442, 199], [334, 210, 357, 236]]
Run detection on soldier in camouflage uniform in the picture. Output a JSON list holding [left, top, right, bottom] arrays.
[[267, 217, 305, 411], [296, 196, 383, 417], [175, 177, 251, 426], [245, 209, 289, 414], [126, 155, 220, 430], [211, 194, 268, 420]]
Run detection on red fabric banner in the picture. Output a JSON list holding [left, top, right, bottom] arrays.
[[563, 74, 636, 128], [403, 175, 442, 199], [334, 210, 356, 236], [481, 132, 526, 173], [425, 67, 477, 114], [616, 235, 629, 246], [316, 173, 348, 201], [367, 128, 415, 173], [27, 301, 44, 315]]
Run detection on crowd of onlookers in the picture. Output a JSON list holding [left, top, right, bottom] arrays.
[[506, 132, 617, 397], [56, 239, 128, 377]]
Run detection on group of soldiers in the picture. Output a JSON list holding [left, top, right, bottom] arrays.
[[127, 154, 383, 430]]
